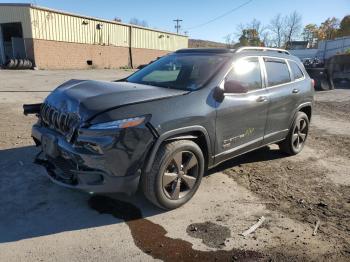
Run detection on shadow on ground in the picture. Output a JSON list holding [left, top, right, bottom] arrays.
[[0, 146, 162, 243], [210, 146, 287, 175], [0, 144, 286, 244]]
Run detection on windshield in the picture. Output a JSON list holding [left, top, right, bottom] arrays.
[[127, 53, 229, 91]]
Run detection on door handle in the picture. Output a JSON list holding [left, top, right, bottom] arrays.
[[292, 89, 300, 94], [256, 96, 268, 102]]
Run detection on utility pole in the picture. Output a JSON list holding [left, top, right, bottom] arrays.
[[173, 19, 183, 34]]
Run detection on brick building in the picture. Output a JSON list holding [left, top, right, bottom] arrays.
[[0, 3, 188, 69]]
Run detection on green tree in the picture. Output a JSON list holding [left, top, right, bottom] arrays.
[[239, 29, 261, 46], [337, 15, 350, 37], [318, 17, 339, 40], [236, 19, 266, 47], [302, 24, 319, 48]]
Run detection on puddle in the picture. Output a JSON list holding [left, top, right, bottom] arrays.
[[89, 195, 264, 261], [187, 221, 231, 248]]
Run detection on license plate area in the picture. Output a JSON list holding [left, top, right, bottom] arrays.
[[42, 134, 59, 158]]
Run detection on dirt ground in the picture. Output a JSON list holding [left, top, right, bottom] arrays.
[[0, 70, 349, 262]]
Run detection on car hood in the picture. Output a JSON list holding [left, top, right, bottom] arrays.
[[44, 79, 188, 121]]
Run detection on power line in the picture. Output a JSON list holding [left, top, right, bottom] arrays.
[[186, 0, 254, 31], [173, 19, 183, 34]]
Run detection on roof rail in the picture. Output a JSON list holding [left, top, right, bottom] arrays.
[[236, 47, 290, 55]]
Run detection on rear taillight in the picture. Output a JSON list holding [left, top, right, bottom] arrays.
[[311, 79, 315, 88]]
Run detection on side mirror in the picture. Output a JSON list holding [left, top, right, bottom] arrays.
[[224, 80, 248, 94], [213, 86, 224, 102]]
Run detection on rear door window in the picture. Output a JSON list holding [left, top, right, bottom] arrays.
[[289, 60, 304, 80], [264, 58, 291, 87]]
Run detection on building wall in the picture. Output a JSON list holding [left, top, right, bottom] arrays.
[[131, 48, 169, 68], [131, 27, 188, 51], [0, 5, 34, 63], [28, 6, 187, 69], [0, 5, 32, 38], [29, 7, 130, 47], [0, 4, 188, 69], [318, 37, 350, 59], [32, 39, 130, 69], [32, 39, 172, 69], [29, 7, 188, 51], [289, 49, 320, 60]]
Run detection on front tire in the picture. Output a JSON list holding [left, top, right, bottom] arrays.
[[141, 140, 204, 210], [279, 111, 309, 155]]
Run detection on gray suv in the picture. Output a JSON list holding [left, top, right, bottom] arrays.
[[25, 47, 314, 210]]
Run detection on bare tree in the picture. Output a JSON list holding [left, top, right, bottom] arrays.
[[269, 14, 285, 47], [260, 31, 271, 47], [224, 34, 235, 48], [235, 23, 246, 39], [284, 11, 302, 48], [236, 19, 266, 38], [129, 18, 148, 27], [250, 19, 266, 38], [249, 19, 271, 46], [226, 12, 302, 48]]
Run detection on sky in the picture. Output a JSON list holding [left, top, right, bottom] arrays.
[[1, 0, 349, 42]]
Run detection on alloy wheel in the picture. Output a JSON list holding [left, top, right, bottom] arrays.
[[292, 118, 308, 150], [162, 151, 199, 200]]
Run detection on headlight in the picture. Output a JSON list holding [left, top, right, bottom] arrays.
[[88, 116, 146, 130]]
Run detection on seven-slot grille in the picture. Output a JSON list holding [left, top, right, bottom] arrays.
[[40, 103, 79, 135]]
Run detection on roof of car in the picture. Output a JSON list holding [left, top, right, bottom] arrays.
[[175, 48, 235, 54], [175, 47, 300, 62]]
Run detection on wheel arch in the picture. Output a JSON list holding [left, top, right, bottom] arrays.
[[289, 102, 312, 130], [299, 105, 312, 121], [144, 126, 212, 173]]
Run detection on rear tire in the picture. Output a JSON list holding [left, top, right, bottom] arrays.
[[320, 78, 331, 91], [279, 112, 309, 155], [141, 140, 204, 210]]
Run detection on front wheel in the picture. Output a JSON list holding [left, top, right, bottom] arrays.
[[141, 140, 204, 210], [279, 111, 309, 155]]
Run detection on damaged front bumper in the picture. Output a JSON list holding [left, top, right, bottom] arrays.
[[31, 124, 154, 194]]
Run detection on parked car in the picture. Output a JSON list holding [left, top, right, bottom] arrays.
[[24, 47, 314, 210]]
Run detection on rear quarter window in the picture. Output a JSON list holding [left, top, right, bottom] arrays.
[[264, 58, 291, 87], [289, 60, 304, 80]]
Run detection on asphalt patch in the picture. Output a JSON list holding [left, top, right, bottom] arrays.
[[88, 195, 264, 262], [187, 221, 231, 248]]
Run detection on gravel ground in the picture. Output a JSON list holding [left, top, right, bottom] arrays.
[[0, 70, 349, 261]]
